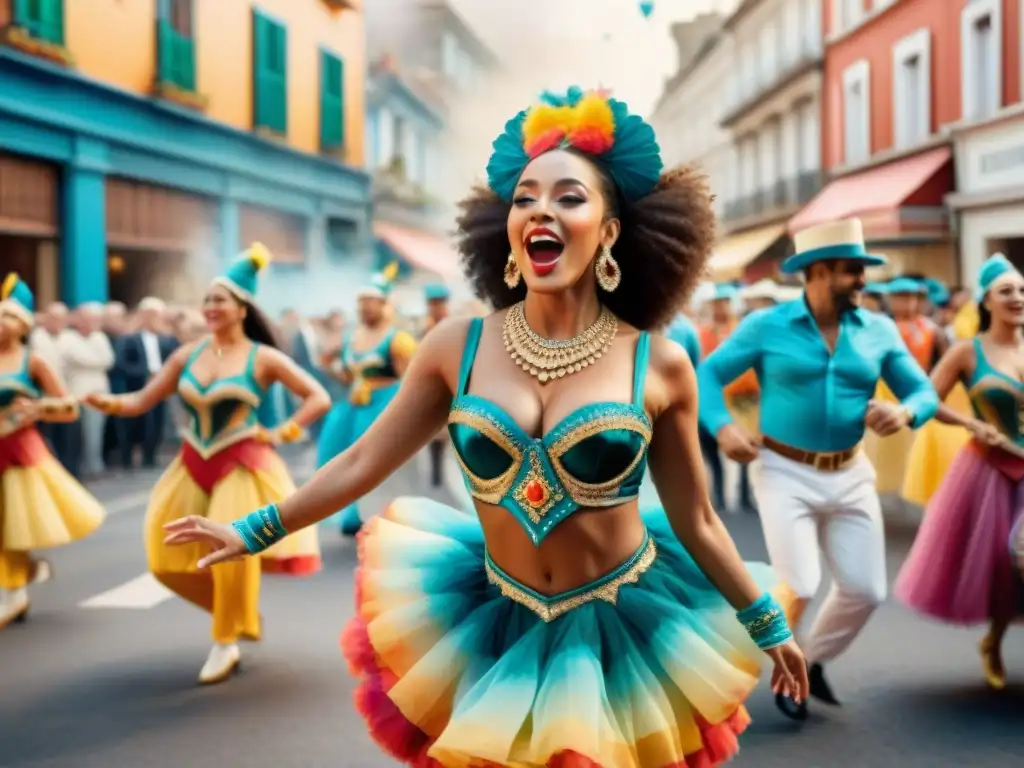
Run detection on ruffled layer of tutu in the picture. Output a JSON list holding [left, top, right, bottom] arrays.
[[145, 439, 320, 576], [895, 442, 1024, 624], [342, 497, 772, 768], [1, 427, 105, 551]]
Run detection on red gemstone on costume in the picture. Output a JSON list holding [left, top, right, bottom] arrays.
[[525, 479, 547, 506]]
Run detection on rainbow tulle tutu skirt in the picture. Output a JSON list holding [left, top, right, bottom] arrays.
[[342, 498, 771, 768]]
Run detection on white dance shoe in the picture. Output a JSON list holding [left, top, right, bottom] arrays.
[[198, 642, 241, 685], [0, 588, 29, 630]]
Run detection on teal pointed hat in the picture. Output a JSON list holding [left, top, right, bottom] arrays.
[[977, 253, 1019, 300], [213, 243, 272, 300], [1, 272, 35, 326], [424, 283, 450, 302], [357, 262, 399, 300]]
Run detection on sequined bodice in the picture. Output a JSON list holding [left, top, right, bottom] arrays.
[[0, 349, 38, 407], [448, 318, 652, 546], [342, 329, 398, 379], [177, 341, 266, 458], [968, 337, 1024, 447]]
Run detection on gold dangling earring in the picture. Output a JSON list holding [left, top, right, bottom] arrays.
[[504, 251, 521, 289], [596, 245, 621, 292]]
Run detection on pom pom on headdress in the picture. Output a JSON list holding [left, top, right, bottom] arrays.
[[486, 86, 663, 203], [248, 242, 272, 272], [1, 272, 17, 300], [382, 261, 399, 283]]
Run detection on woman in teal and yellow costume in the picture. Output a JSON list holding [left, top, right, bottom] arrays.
[[0, 273, 105, 629], [316, 264, 418, 536], [167, 87, 808, 767], [83, 245, 330, 685], [901, 277, 973, 506]]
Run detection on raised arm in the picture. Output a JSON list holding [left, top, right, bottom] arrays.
[[164, 317, 468, 558], [254, 346, 331, 439], [879, 318, 940, 428], [83, 342, 194, 418], [696, 311, 765, 436], [15, 354, 80, 424], [645, 337, 807, 699]]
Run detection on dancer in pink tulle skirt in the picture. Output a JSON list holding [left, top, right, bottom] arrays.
[[895, 253, 1024, 691]]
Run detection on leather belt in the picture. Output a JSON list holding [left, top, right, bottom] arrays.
[[762, 436, 858, 472]]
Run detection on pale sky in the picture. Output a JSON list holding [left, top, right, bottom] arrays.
[[449, 0, 740, 115]]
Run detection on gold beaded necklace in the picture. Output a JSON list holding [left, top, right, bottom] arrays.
[[502, 301, 618, 383]]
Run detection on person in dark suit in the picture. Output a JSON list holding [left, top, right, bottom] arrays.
[[118, 297, 179, 467], [102, 302, 130, 469]]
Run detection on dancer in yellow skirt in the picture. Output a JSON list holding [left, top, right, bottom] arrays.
[[83, 246, 330, 684], [901, 279, 973, 506], [0, 273, 105, 628]]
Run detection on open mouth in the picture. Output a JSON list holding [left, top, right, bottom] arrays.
[[524, 229, 564, 276]]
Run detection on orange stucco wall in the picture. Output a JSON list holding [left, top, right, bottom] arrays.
[[822, 0, 1022, 170], [63, 0, 365, 165]]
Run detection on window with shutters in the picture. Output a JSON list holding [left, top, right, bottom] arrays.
[[12, 0, 64, 45], [252, 9, 288, 136], [156, 0, 196, 93], [320, 50, 345, 153]]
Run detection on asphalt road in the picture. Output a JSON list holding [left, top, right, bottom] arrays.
[[1, 447, 1021, 767]]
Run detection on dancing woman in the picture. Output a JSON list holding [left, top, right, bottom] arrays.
[[165, 88, 807, 767], [0, 274, 105, 628], [316, 265, 417, 535], [84, 246, 329, 684], [895, 254, 1024, 690]]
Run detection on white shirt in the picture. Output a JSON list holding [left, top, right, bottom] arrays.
[[60, 330, 115, 396], [28, 327, 73, 380], [140, 331, 162, 375]]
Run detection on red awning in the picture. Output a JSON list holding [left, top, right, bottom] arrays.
[[373, 221, 461, 280], [788, 146, 952, 234]]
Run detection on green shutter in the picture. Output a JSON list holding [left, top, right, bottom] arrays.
[[320, 51, 344, 150], [15, 0, 64, 45], [157, 18, 196, 92], [252, 11, 287, 134]]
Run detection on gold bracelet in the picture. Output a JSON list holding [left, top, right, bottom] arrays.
[[38, 397, 79, 419]]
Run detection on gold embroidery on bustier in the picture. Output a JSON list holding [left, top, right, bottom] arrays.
[[178, 380, 262, 458], [512, 450, 564, 522], [549, 413, 652, 506], [485, 537, 657, 622], [447, 407, 522, 504]]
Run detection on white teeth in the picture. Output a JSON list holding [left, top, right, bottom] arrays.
[[528, 234, 561, 245]]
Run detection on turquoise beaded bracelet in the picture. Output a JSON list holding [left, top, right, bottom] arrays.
[[231, 503, 288, 554], [736, 592, 793, 651]]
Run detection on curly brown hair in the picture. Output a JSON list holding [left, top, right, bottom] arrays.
[[454, 161, 716, 330]]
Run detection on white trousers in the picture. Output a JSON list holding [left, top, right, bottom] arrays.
[[750, 449, 887, 664]]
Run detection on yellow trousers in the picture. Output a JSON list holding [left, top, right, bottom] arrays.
[[0, 550, 31, 591], [154, 559, 262, 644]]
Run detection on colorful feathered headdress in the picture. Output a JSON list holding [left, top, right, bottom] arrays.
[[358, 262, 400, 300], [486, 87, 663, 203], [214, 242, 272, 301], [0, 272, 35, 326]]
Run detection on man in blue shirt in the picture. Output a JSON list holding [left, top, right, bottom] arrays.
[[665, 311, 701, 364], [698, 218, 939, 720]]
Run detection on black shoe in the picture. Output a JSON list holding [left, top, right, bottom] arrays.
[[809, 663, 841, 706], [774, 691, 808, 721]]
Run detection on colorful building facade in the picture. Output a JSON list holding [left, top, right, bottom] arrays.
[[0, 0, 370, 308], [792, 0, 1023, 284]]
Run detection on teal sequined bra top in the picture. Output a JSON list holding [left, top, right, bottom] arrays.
[[0, 349, 39, 407], [967, 337, 1024, 448], [448, 318, 653, 546]]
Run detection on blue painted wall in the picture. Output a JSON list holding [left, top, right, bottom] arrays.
[[0, 47, 372, 305]]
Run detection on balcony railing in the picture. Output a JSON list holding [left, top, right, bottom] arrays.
[[723, 171, 823, 222], [723, 45, 822, 125]]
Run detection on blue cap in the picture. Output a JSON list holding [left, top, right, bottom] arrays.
[[883, 277, 926, 295], [0, 272, 34, 325], [864, 282, 887, 295], [711, 283, 740, 302], [921, 277, 949, 306], [977, 253, 1020, 300], [214, 243, 271, 299], [424, 283, 450, 302]]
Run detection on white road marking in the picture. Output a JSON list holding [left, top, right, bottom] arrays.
[[103, 490, 152, 516], [78, 573, 174, 610]]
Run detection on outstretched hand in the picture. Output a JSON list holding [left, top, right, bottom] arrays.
[[766, 639, 809, 704], [163, 516, 247, 569]]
